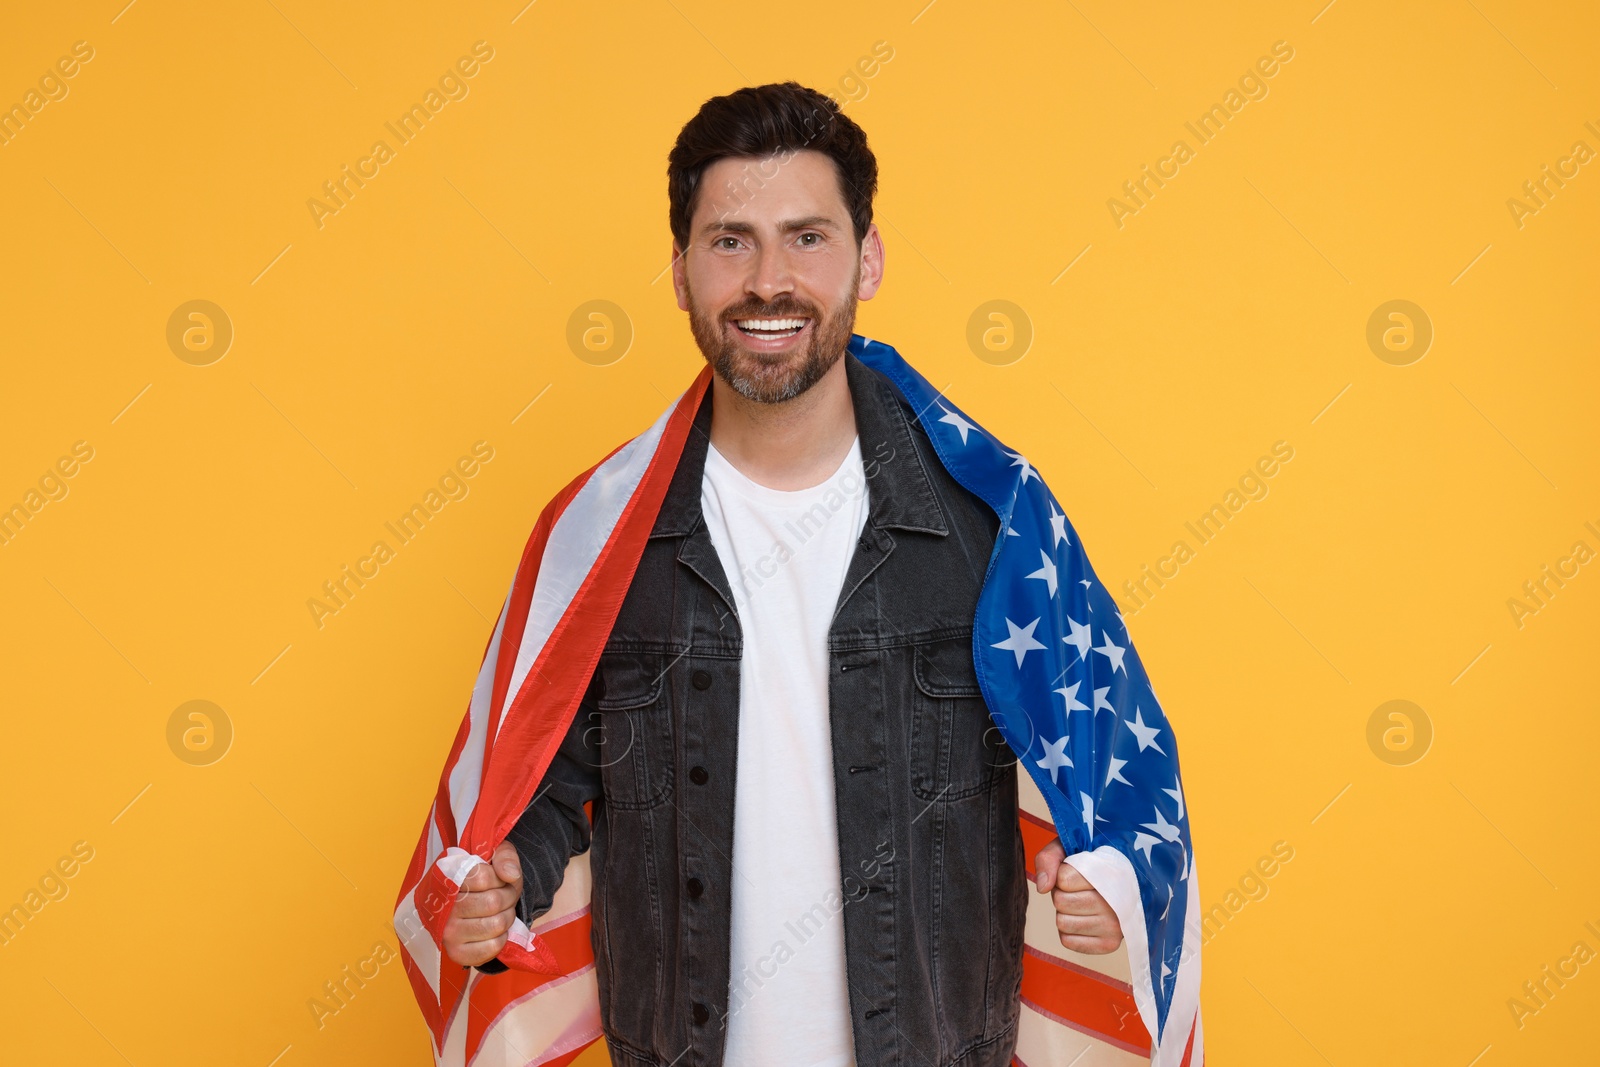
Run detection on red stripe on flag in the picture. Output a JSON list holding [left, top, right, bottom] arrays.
[[432, 716, 471, 851], [464, 913, 596, 1062], [1178, 1010, 1197, 1067], [399, 948, 446, 1043], [1021, 944, 1151, 1055], [440, 429, 609, 855], [466, 368, 711, 855], [392, 372, 710, 1047], [485, 456, 600, 751], [414, 367, 711, 1037], [391, 414, 612, 1048]]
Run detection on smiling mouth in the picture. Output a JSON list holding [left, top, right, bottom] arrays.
[[730, 316, 810, 340]]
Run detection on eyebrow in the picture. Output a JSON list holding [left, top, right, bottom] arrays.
[[696, 214, 841, 240]]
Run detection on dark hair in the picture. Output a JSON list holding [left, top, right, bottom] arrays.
[[667, 81, 878, 253]]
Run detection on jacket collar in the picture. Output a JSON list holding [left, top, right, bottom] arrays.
[[649, 344, 949, 539]]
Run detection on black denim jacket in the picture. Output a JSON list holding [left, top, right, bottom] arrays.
[[484, 349, 1027, 1066]]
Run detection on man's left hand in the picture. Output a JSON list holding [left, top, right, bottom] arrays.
[[1034, 838, 1124, 954]]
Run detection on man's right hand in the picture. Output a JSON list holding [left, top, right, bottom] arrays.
[[442, 840, 524, 968]]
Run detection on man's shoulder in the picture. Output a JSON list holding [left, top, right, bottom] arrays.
[[852, 357, 998, 545]]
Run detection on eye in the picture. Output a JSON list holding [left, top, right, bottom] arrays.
[[715, 236, 742, 250], [798, 232, 822, 246]]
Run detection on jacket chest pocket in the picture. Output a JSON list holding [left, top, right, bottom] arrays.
[[592, 652, 675, 810], [910, 635, 1007, 801]]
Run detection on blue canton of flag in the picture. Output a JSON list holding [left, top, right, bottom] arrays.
[[854, 334, 1201, 1058]]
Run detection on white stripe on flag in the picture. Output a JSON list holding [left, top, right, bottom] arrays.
[[449, 593, 512, 843], [1024, 889, 1134, 986], [1064, 845, 1199, 1067], [500, 391, 688, 732], [395, 890, 442, 999], [1162, 861, 1204, 1064], [1013, 1000, 1150, 1067], [439, 986, 469, 1067], [427, 810, 443, 875], [1017, 773, 1134, 986], [531, 851, 592, 932], [467, 966, 603, 1067]]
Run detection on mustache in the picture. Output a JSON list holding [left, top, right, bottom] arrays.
[[723, 304, 815, 320]]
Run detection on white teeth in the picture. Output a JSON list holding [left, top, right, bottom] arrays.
[[734, 318, 808, 331]]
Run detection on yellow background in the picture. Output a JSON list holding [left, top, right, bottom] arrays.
[[2, 0, 1596, 1063]]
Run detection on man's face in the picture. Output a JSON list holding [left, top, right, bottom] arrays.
[[672, 149, 883, 404]]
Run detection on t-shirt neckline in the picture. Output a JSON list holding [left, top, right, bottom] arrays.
[[704, 435, 862, 505]]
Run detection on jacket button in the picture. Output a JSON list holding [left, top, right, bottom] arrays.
[[691, 669, 712, 690], [692, 1002, 709, 1025], [690, 765, 708, 785], [686, 876, 703, 898]]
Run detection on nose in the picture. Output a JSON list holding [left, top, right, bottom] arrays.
[[745, 241, 796, 306]]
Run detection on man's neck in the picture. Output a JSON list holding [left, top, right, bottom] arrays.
[[706, 354, 857, 491]]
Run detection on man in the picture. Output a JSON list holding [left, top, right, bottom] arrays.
[[439, 83, 1129, 1065]]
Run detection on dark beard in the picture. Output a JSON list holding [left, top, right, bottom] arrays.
[[685, 262, 860, 405]]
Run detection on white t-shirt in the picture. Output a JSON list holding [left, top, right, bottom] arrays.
[[700, 434, 869, 1067]]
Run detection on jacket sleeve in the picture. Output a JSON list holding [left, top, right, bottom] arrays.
[[475, 669, 604, 975]]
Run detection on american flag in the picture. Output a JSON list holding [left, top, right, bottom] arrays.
[[393, 334, 1203, 1066]]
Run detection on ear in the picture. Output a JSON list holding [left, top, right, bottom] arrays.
[[856, 223, 885, 301], [671, 241, 690, 311]]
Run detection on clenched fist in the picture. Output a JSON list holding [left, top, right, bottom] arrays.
[[442, 840, 523, 968], [1034, 838, 1123, 955]]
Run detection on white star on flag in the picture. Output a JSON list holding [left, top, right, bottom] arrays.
[[1025, 549, 1058, 597], [1035, 735, 1072, 784], [1141, 806, 1182, 842], [937, 404, 978, 445], [1163, 776, 1185, 820], [1054, 681, 1089, 712], [1004, 449, 1041, 484], [1063, 617, 1092, 660], [1092, 632, 1126, 675], [1105, 755, 1131, 787], [1079, 791, 1101, 837], [1047, 500, 1070, 549], [992, 617, 1046, 667], [1127, 706, 1166, 754], [1140, 807, 1189, 880], [1132, 831, 1161, 864], [1093, 686, 1115, 715]]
